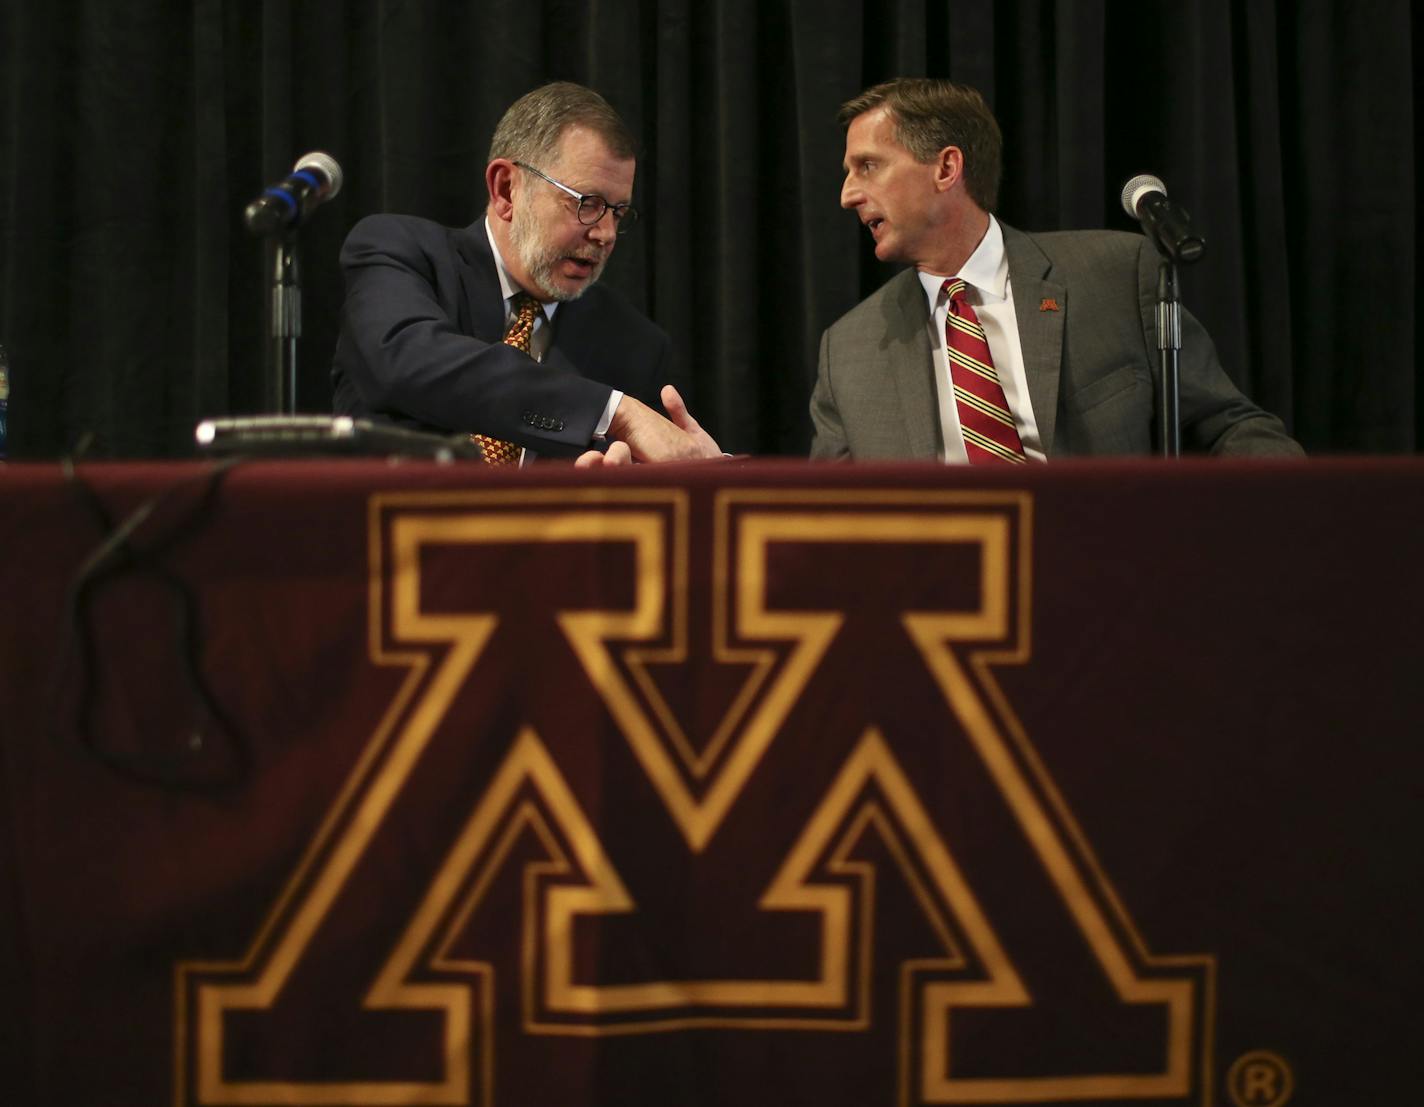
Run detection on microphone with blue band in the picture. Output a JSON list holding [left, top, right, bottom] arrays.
[[244, 152, 343, 236]]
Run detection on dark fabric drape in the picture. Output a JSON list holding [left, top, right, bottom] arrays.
[[0, 1, 1417, 459]]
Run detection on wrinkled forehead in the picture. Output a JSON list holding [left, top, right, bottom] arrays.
[[546, 125, 637, 201]]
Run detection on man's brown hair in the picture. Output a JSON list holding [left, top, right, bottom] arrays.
[[838, 78, 1002, 211]]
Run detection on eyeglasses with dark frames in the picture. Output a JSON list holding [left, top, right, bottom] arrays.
[[513, 161, 639, 234]]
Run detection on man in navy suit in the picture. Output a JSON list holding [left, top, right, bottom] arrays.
[[332, 82, 719, 465]]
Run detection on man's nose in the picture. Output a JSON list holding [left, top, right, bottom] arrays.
[[587, 215, 616, 246], [840, 175, 861, 210]]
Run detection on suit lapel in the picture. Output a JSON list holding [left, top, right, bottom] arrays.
[[540, 323, 580, 378], [452, 221, 509, 342], [1003, 225, 1065, 456], [885, 272, 941, 459], [453, 221, 586, 380]]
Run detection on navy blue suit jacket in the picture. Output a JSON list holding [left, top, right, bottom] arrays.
[[332, 214, 670, 456]]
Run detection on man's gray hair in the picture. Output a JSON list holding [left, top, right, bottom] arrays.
[[489, 82, 637, 166]]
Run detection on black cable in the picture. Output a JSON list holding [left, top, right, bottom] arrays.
[[50, 456, 253, 794]]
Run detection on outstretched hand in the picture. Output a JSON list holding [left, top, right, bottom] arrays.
[[659, 385, 722, 458], [606, 388, 723, 463]]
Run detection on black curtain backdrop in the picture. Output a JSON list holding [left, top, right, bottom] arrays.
[[0, 1, 1418, 459]]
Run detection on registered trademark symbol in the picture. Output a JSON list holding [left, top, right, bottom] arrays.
[[1227, 1049, 1294, 1107]]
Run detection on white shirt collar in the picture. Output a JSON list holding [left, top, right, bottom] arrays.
[[483, 216, 559, 323], [917, 214, 1008, 309]]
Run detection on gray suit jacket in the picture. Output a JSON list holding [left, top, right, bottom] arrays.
[[810, 224, 1302, 459]]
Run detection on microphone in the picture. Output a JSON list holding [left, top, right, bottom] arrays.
[[1120, 174, 1205, 264], [244, 152, 343, 236]]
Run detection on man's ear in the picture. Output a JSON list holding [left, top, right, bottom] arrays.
[[933, 146, 963, 194], [487, 159, 517, 222]]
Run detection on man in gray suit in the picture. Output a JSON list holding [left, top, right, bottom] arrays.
[[810, 78, 1302, 461]]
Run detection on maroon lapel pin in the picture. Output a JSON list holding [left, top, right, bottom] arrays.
[[1039, 297, 1060, 312]]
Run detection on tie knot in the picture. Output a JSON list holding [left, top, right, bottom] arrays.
[[504, 293, 544, 355], [942, 277, 969, 308]]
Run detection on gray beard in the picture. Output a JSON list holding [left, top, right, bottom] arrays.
[[509, 206, 607, 302]]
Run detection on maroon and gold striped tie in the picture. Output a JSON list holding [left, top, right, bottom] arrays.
[[942, 278, 1026, 464], [472, 292, 542, 466]]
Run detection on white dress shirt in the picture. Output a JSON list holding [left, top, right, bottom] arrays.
[[483, 219, 622, 460], [917, 215, 1045, 463]]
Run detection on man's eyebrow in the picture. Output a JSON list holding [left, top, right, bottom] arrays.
[[568, 181, 631, 203]]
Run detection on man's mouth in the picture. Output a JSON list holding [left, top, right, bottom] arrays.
[[866, 217, 886, 236], [561, 255, 604, 278]]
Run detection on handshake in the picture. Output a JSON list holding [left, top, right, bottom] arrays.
[[574, 384, 723, 468]]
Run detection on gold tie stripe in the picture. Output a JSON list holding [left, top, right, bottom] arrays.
[[472, 292, 542, 466], [942, 278, 1027, 465]]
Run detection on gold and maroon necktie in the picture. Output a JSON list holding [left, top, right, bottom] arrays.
[[472, 292, 542, 466], [943, 277, 1026, 464]]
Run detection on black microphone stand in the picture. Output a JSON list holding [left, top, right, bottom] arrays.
[[264, 234, 301, 415], [1145, 229, 1203, 458], [1125, 178, 1205, 458], [1156, 259, 1182, 458]]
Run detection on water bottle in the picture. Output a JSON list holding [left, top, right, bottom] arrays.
[[0, 343, 9, 460]]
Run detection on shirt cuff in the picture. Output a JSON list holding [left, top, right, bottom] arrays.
[[593, 390, 623, 439]]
